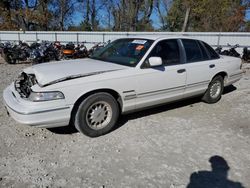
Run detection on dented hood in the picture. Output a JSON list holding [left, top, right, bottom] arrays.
[[24, 58, 127, 86]]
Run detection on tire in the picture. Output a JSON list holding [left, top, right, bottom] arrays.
[[73, 92, 120, 137], [202, 75, 224, 104]]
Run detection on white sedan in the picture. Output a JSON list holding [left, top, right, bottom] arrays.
[[3, 37, 243, 137]]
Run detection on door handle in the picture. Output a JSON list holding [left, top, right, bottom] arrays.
[[209, 64, 215, 68], [177, 69, 186, 73]]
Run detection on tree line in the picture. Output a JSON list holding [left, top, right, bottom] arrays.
[[0, 0, 249, 32]]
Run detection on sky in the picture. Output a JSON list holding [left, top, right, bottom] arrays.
[[72, 6, 250, 30], [20, 0, 250, 28], [71, 7, 165, 29], [247, 9, 250, 20]]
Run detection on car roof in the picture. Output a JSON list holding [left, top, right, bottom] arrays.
[[121, 35, 195, 41]]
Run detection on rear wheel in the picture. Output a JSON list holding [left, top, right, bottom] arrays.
[[74, 93, 119, 137], [202, 75, 224, 103]]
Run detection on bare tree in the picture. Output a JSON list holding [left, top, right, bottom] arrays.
[[51, 0, 80, 31], [110, 0, 154, 31], [80, 0, 107, 30], [0, 0, 13, 30], [103, 0, 113, 30], [38, 0, 51, 30], [155, 0, 170, 30], [139, 0, 154, 30], [19, 0, 39, 30]]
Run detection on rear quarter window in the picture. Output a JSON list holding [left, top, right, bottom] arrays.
[[202, 42, 220, 59], [197, 41, 209, 60]]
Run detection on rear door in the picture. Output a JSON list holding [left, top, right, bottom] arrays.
[[181, 39, 219, 97]]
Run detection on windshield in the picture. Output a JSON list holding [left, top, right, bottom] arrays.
[[90, 38, 154, 67]]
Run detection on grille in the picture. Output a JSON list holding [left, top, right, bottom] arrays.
[[15, 72, 36, 98]]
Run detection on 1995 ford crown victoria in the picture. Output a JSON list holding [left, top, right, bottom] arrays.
[[3, 37, 243, 137]]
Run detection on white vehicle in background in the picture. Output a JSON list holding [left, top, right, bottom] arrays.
[[3, 37, 243, 137]]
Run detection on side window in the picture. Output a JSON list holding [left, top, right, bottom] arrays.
[[202, 42, 220, 59], [197, 41, 209, 60], [149, 39, 180, 66], [182, 39, 204, 63]]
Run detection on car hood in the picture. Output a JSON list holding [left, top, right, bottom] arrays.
[[24, 58, 128, 87]]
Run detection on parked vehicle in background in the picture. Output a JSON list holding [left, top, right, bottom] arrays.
[[226, 44, 240, 57], [73, 43, 89, 58], [0, 42, 5, 56], [88, 40, 111, 55], [242, 47, 250, 62], [2, 41, 30, 64], [3, 36, 243, 137], [61, 42, 89, 59], [1, 40, 94, 64], [215, 46, 222, 54], [31, 41, 60, 64], [53, 41, 63, 60], [29, 41, 41, 63], [0, 40, 61, 64], [62, 42, 75, 59], [215, 44, 240, 58]]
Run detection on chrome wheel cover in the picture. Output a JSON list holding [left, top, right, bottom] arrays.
[[85, 101, 112, 130], [210, 81, 222, 99]]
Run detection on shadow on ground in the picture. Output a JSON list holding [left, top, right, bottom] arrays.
[[223, 85, 237, 94], [48, 85, 237, 135], [47, 125, 78, 134], [187, 155, 244, 188]]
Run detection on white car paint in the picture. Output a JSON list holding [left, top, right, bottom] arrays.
[[27, 58, 128, 86], [3, 36, 243, 128]]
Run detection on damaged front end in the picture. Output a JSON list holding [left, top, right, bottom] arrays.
[[14, 72, 65, 102], [14, 72, 37, 98]]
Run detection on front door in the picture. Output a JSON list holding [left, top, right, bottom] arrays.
[[135, 39, 187, 110]]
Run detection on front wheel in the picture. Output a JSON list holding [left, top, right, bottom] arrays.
[[73, 93, 120, 137], [202, 75, 224, 104]]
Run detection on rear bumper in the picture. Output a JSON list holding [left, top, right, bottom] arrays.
[[3, 84, 72, 128]]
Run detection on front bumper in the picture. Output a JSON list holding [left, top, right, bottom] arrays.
[[3, 84, 73, 128]]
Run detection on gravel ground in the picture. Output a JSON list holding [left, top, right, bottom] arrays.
[[0, 58, 250, 188]]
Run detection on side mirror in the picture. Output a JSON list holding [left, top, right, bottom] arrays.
[[148, 57, 162, 67]]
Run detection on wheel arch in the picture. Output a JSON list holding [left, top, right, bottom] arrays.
[[211, 71, 228, 84], [70, 88, 123, 122]]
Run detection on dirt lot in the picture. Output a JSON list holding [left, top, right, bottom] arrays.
[[0, 58, 250, 188]]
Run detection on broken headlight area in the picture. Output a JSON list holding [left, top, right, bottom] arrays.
[[14, 72, 36, 98]]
